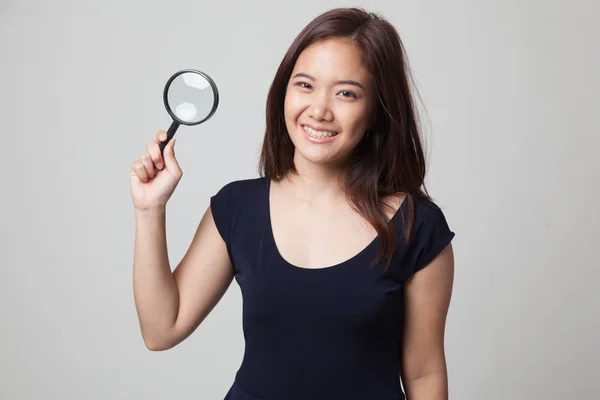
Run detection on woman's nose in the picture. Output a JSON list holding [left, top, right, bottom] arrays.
[[307, 102, 333, 122]]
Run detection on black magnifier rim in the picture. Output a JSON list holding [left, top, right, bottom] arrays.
[[162, 69, 220, 126]]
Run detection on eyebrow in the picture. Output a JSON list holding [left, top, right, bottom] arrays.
[[292, 72, 365, 91]]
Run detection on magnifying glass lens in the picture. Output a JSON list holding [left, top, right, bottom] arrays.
[[166, 72, 216, 124], [159, 70, 219, 154]]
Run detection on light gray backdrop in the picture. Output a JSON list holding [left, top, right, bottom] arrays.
[[2, 0, 599, 399]]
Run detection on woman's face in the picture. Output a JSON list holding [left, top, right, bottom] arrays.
[[284, 38, 376, 168]]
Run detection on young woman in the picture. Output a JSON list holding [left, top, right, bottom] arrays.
[[130, 7, 455, 400]]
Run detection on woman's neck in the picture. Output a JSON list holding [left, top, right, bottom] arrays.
[[283, 155, 349, 204]]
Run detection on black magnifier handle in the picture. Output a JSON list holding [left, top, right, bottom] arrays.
[[159, 120, 180, 155]]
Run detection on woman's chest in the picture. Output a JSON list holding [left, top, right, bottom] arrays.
[[237, 264, 404, 335], [270, 201, 379, 270]]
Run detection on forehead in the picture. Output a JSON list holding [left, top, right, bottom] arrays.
[[292, 38, 371, 84]]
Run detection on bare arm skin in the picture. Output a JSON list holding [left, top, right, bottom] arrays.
[[133, 205, 234, 351], [130, 131, 234, 351], [401, 243, 455, 400]]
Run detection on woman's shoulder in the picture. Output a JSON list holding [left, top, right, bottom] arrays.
[[213, 175, 269, 202], [406, 195, 455, 251], [388, 194, 454, 275], [390, 193, 454, 242], [210, 176, 270, 221], [411, 195, 450, 225], [378, 191, 446, 226], [210, 176, 269, 243]]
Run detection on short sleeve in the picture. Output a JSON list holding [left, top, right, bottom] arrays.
[[210, 183, 233, 247], [410, 203, 455, 273]]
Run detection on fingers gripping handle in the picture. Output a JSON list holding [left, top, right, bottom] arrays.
[[159, 120, 180, 155]]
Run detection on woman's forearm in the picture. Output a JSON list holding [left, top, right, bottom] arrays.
[[404, 370, 448, 400], [132, 208, 179, 349]]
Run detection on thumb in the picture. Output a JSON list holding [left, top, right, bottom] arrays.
[[163, 138, 181, 172]]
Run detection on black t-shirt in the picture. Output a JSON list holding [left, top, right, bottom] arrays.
[[211, 176, 455, 400]]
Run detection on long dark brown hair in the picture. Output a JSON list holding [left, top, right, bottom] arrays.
[[259, 7, 432, 266]]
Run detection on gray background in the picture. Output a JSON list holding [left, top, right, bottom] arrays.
[[1, 0, 599, 399]]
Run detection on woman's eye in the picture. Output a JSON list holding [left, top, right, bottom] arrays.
[[294, 82, 356, 98], [339, 91, 357, 99], [297, 82, 312, 89]]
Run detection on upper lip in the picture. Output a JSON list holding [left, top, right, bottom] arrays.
[[301, 123, 338, 133]]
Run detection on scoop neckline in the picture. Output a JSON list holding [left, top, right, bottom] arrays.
[[265, 176, 406, 271]]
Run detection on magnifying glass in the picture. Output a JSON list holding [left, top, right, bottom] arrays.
[[160, 69, 219, 154]]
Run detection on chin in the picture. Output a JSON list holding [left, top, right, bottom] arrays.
[[297, 151, 333, 166], [293, 143, 346, 167]]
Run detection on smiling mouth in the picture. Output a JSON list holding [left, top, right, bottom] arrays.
[[302, 125, 339, 139]]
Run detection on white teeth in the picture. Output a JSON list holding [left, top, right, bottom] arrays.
[[302, 125, 337, 139]]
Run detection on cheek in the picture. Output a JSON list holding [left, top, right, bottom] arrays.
[[338, 108, 369, 133], [284, 94, 303, 123]]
